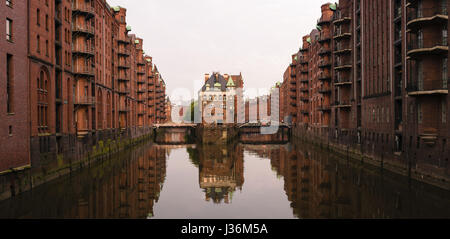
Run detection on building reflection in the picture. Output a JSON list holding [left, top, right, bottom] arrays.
[[188, 143, 244, 204], [1, 141, 449, 218], [246, 143, 450, 219], [0, 143, 168, 219]]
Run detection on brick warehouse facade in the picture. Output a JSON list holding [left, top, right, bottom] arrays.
[[0, 0, 30, 171], [0, 0, 169, 174], [280, 0, 449, 186]]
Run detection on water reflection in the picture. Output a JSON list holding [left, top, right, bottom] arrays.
[[0, 143, 168, 219], [0, 140, 450, 219], [245, 143, 450, 218], [188, 144, 244, 204]]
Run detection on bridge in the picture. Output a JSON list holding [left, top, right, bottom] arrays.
[[154, 123, 197, 129], [236, 122, 291, 128], [153, 122, 291, 145]]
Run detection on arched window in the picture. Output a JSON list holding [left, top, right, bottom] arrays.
[[107, 92, 111, 128], [40, 71, 44, 90], [97, 89, 103, 129], [37, 68, 50, 131]]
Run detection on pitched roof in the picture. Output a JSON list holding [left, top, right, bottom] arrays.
[[201, 73, 228, 92]]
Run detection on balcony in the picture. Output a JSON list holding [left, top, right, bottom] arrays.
[[300, 97, 309, 102], [407, 37, 448, 58], [119, 107, 130, 112], [300, 48, 308, 53], [117, 37, 130, 44], [72, 45, 95, 56], [117, 48, 130, 56], [74, 96, 95, 106], [117, 88, 130, 95], [55, 10, 62, 25], [333, 12, 352, 25], [300, 87, 309, 92], [137, 70, 146, 75], [300, 78, 309, 83], [117, 76, 130, 82], [318, 86, 331, 94], [319, 33, 332, 43], [318, 72, 332, 81], [334, 45, 352, 55], [318, 60, 331, 68], [318, 105, 331, 111], [72, 24, 95, 36], [334, 101, 352, 108], [407, 80, 448, 97], [300, 68, 309, 74], [334, 77, 353, 86], [407, 7, 448, 29], [318, 48, 331, 56], [334, 61, 352, 71], [72, 3, 95, 18], [317, 16, 332, 26], [72, 66, 95, 76], [298, 56, 309, 65], [333, 29, 352, 40], [118, 61, 131, 69]]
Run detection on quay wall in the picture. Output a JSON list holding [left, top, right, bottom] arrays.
[[292, 126, 450, 190], [0, 128, 154, 201]]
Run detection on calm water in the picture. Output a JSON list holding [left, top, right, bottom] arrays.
[[1, 140, 450, 219]]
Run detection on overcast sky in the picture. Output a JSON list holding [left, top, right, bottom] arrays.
[[106, 0, 327, 100]]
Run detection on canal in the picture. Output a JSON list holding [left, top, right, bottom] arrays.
[[1, 139, 450, 219]]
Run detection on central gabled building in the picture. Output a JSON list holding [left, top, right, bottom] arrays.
[[199, 72, 244, 124]]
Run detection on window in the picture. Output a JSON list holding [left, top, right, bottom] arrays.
[[6, 18, 12, 41], [45, 15, 48, 31], [37, 9, 40, 26], [7, 54, 13, 113], [45, 40, 48, 56], [443, 100, 447, 123], [417, 30, 423, 48], [418, 61, 423, 90], [37, 35, 40, 53], [418, 103, 423, 124], [442, 0, 448, 14], [443, 58, 448, 89], [417, 1, 423, 18], [444, 29, 448, 46], [387, 107, 390, 123]]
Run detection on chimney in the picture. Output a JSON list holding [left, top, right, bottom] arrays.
[[205, 73, 210, 83]]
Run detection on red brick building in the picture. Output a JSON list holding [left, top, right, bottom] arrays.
[[199, 72, 244, 125], [0, 1, 168, 173], [281, 0, 449, 185], [0, 0, 30, 172]]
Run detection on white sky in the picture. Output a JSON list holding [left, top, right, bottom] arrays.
[[106, 0, 328, 100]]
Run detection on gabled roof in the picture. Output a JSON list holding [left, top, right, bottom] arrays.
[[201, 73, 228, 92], [226, 77, 235, 87]]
